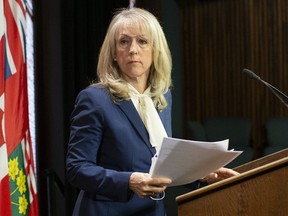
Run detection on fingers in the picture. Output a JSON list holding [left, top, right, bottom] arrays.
[[150, 177, 172, 187], [215, 167, 240, 177], [200, 173, 218, 184], [129, 172, 172, 198], [201, 168, 240, 184]]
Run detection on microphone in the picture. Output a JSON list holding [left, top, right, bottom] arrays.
[[242, 68, 288, 109]]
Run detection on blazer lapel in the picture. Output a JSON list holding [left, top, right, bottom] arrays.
[[117, 99, 155, 155]]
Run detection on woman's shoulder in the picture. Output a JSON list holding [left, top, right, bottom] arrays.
[[164, 89, 172, 102], [165, 89, 172, 97], [79, 84, 109, 96], [75, 84, 112, 104]]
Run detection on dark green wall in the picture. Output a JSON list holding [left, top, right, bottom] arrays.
[[162, 0, 184, 139]]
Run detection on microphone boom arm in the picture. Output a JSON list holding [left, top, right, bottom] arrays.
[[261, 79, 288, 109], [242, 68, 288, 109]]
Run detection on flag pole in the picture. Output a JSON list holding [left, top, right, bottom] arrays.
[[129, 0, 136, 8]]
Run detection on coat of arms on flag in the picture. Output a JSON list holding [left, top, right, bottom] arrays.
[[0, 0, 38, 215]]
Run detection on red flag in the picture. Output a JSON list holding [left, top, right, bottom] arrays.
[[0, 0, 39, 215]]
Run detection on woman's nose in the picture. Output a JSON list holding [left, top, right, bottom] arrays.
[[129, 40, 138, 55]]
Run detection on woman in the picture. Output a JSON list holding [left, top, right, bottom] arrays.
[[66, 7, 238, 216]]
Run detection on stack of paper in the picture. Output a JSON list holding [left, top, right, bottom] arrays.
[[149, 137, 242, 186]]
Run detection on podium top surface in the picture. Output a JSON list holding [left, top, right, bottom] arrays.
[[176, 148, 288, 204]]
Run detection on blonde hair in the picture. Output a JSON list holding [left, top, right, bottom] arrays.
[[95, 7, 172, 111]]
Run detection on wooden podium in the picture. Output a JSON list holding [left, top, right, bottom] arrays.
[[176, 149, 288, 216]]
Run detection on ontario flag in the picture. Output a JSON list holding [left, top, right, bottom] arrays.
[[0, 0, 38, 215]]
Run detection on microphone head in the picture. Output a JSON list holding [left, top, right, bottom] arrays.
[[242, 69, 261, 80]]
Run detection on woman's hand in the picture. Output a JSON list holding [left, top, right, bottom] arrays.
[[200, 167, 240, 184], [129, 172, 172, 198]]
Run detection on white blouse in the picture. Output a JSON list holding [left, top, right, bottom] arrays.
[[128, 84, 167, 152]]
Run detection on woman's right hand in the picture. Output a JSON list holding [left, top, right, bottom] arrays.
[[129, 172, 172, 198]]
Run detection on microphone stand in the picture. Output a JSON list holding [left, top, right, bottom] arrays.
[[242, 69, 288, 109]]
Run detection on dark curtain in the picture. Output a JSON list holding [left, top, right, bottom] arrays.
[[35, 1, 129, 215], [179, 0, 288, 156]]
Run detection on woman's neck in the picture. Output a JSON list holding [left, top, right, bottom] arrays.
[[127, 77, 148, 94]]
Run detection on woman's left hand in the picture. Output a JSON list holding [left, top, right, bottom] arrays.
[[200, 167, 240, 184]]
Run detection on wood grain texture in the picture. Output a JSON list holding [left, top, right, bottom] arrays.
[[177, 149, 288, 216]]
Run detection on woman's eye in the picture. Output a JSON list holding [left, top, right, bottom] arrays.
[[138, 38, 148, 45], [119, 39, 129, 46]]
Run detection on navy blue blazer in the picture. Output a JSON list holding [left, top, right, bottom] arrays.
[[66, 85, 172, 216]]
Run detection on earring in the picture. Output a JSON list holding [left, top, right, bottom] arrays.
[[114, 58, 117, 61]]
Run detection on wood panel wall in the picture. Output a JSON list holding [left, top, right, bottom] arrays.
[[179, 0, 288, 157]]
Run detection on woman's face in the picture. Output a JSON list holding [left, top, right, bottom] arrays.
[[115, 23, 153, 84]]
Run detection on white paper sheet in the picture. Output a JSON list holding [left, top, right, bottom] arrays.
[[149, 137, 242, 186]]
